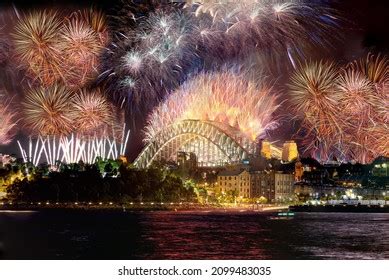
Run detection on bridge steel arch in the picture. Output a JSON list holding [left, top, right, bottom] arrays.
[[134, 120, 250, 168]]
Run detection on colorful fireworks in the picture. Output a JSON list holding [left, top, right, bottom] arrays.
[[9, 7, 130, 165], [13, 9, 108, 88], [18, 126, 130, 166], [190, 0, 337, 54], [22, 85, 123, 136], [20, 85, 129, 164], [106, 7, 197, 107], [0, 93, 18, 145], [60, 16, 104, 88], [107, 0, 338, 110], [289, 61, 341, 161], [0, 1, 386, 166], [72, 89, 113, 135], [22, 85, 75, 136], [145, 71, 280, 143], [289, 54, 389, 163], [13, 11, 63, 86]]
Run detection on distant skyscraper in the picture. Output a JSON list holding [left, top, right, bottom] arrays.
[[282, 141, 298, 162]]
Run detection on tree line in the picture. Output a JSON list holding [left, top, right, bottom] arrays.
[[5, 162, 197, 203]]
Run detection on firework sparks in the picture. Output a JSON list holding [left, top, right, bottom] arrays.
[[190, 0, 338, 56], [72, 88, 113, 135], [348, 53, 389, 93], [80, 8, 109, 45], [13, 9, 109, 87], [2, 1, 385, 167], [145, 70, 280, 143], [60, 15, 104, 88], [0, 93, 18, 145], [289, 54, 389, 163], [22, 85, 74, 136], [107, 8, 197, 108], [18, 127, 130, 166], [13, 10, 63, 86], [107, 0, 338, 110]]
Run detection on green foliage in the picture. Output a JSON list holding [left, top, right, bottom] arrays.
[[256, 196, 268, 204], [5, 162, 197, 203]]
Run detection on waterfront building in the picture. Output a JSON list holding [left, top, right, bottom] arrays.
[[217, 169, 251, 198], [274, 172, 295, 201], [250, 171, 275, 201], [302, 168, 330, 186], [249, 170, 295, 202]]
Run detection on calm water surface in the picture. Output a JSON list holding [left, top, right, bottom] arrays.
[[0, 210, 388, 259]]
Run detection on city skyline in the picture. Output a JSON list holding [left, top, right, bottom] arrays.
[[1, 0, 389, 264]]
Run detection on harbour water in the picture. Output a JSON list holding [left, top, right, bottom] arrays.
[[0, 210, 388, 259]]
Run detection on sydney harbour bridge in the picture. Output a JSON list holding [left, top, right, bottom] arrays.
[[134, 119, 281, 168]]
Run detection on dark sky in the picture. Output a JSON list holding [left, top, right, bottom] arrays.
[[0, 0, 388, 160]]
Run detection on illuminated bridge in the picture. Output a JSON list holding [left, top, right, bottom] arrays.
[[134, 120, 281, 168]]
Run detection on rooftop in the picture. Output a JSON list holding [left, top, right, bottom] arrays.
[[218, 169, 248, 176]]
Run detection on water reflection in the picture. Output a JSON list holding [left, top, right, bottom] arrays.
[[0, 211, 388, 259]]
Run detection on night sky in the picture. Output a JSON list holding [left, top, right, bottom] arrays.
[[0, 0, 388, 161]]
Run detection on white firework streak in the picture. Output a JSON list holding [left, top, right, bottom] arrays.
[[18, 127, 130, 166]]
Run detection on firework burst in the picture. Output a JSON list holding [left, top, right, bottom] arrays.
[[80, 8, 109, 45], [60, 15, 104, 88], [145, 70, 280, 143], [348, 53, 389, 93], [337, 55, 389, 162], [0, 93, 18, 145], [289, 54, 389, 163], [22, 85, 74, 136], [13, 9, 109, 88], [189, 0, 338, 58], [107, 0, 339, 111], [108, 8, 197, 108], [289, 61, 343, 161], [13, 10, 63, 86], [72, 88, 113, 135]]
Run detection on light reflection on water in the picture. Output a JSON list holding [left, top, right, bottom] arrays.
[[0, 211, 388, 259]]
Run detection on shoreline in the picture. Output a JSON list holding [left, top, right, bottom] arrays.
[[290, 205, 389, 213], [0, 201, 288, 212], [1, 202, 389, 213]]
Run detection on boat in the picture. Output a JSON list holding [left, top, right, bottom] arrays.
[[269, 210, 295, 220]]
